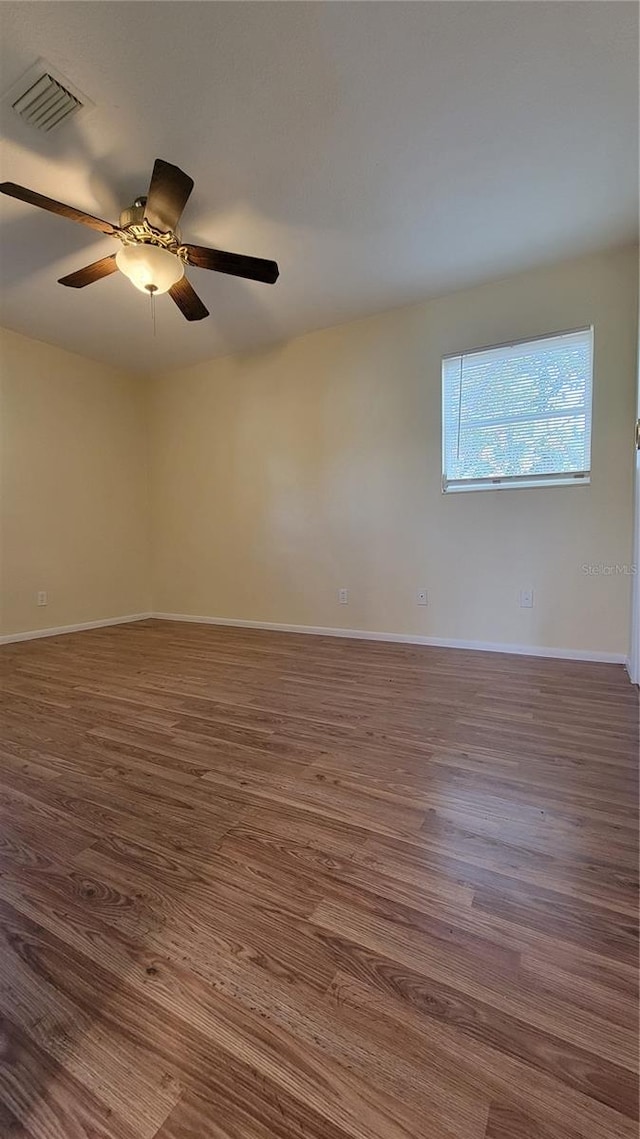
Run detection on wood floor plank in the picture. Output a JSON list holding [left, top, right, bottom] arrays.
[[0, 899, 182, 1136], [326, 972, 637, 1139], [353, 830, 639, 915], [0, 619, 637, 1138], [323, 947, 637, 1118], [0, 896, 433, 1139], [310, 896, 636, 1070], [483, 1102, 585, 1139], [0, 1016, 140, 1139], [153, 1089, 357, 1139]]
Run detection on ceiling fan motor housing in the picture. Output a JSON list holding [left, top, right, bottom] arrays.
[[119, 199, 147, 230], [117, 199, 184, 263]]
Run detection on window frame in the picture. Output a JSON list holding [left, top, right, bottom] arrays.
[[441, 326, 594, 495]]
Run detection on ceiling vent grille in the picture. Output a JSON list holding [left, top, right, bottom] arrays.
[[12, 71, 82, 132]]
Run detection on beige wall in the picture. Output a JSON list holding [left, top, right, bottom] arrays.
[[149, 245, 638, 655], [0, 328, 149, 636], [2, 247, 636, 653]]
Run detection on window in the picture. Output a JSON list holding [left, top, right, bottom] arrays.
[[442, 327, 593, 493]]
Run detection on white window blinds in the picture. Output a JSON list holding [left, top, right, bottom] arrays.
[[442, 327, 593, 492]]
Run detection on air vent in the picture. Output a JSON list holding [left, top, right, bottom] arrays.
[[3, 60, 91, 134], [12, 72, 81, 132]]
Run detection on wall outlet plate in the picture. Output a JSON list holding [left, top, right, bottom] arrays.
[[519, 589, 534, 608], [37, 591, 48, 606], [417, 589, 428, 606], [338, 588, 349, 604]]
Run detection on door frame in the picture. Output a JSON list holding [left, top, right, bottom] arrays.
[[628, 315, 640, 685]]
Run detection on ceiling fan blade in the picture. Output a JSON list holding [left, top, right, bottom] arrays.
[[184, 243, 279, 284], [169, 276, 209, 321], [0, 182, 118, 235], [58, 254, 119, 288], [144, 159, 194, 232]]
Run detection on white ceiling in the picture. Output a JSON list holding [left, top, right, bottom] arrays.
[[0, 1, 637, 373]]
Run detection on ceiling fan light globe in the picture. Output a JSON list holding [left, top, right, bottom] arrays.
[[115, 243, 184, 295]]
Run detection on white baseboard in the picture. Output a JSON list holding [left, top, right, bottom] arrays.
[[151, 612, 626, 665], [0, 613, 152, 646], [1, 609, 626, 665]]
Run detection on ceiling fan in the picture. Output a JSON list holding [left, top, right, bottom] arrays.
[[0, 158, 279, 321]]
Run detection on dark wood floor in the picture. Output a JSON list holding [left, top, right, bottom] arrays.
[[0, 619, 637, 1139]]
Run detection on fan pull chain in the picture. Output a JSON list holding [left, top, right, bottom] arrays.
[[149, 287, 157, 337]]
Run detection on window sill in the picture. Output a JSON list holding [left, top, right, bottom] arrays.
[[442, 475, 591, 494]]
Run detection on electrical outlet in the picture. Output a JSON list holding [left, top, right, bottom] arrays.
[[519, 589, 534, 609], [37, 591, 48, 607], [338, 588, 349, 605], [417, 589, 428, 606]]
